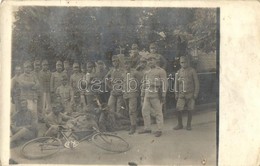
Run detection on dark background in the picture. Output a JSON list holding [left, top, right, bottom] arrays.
[[12, 7, 218, 105]]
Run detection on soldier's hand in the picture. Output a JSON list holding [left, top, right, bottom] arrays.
[[175, 94, 178, 100], [161, 97, 166, 104]]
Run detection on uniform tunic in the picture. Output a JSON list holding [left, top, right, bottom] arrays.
[[175, 67, 199, 111], [141, 66, 168, 131]]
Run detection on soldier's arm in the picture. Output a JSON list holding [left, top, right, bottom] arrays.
[[160, 69, 168, 98], [50, 73, 54, 93], [174, 71, 180, 99], [192, 69, 200, 99]]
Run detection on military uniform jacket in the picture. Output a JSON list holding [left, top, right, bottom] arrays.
[[141, 66, 168, 98], [11, 109, 37, 132], [123, 68, 140, 99], [70, 72, 84, 92], [175, 67, 199, 97], [50, 71, 67, 93], [38, 70, 51, 93], [56, 84, 74, 104], [105, 67, 125, 96], [18, 73, 40, 100]]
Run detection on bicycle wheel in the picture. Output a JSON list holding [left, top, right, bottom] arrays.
[[21, 137, 62, 159], [92, 133, 130, 153]]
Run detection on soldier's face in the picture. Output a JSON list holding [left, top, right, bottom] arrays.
[[20, 100, 28, 111], [180, 59, 188, 68], [112, 59, 119, 67], [34, 63, 41, 72], [131, 49, 138, 55], [150, 47, 156, 54], [125, 62, 131, 70], [86, 66, 93, 73], [56, 65, 63, 72], [62, 78, 68, 85], [73, 66, 79, 73], [24, 65, 32, 74], [15, 67, 22, 76], [147, 58, 156, 67], [42, 64, 49, 71]]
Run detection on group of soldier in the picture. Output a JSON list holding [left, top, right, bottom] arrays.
[[10, 42, 199, 147]]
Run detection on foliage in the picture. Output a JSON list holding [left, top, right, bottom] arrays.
[[12, 7, 217, 72]]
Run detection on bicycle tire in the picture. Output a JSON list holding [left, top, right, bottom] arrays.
[[92, 133, 130, 153], [21, 137, 62, 159]]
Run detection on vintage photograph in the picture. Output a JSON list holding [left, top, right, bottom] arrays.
[[9, 6, 219, 165]]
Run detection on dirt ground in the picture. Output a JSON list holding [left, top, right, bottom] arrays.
[[10, 108, 217, 165]]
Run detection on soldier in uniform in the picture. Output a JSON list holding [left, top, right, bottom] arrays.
[[70, 91, 87, 117], [63, 59, 72, 79], [18, 60, 40, 121], [11, 98, 37, 147], [138, 54, 168, 137], [84, 61, 98, 111], [130, 44, 142, 68], [123, 57, 140, 134], [38, 60, 52, 116], [174, 56, 199, 131], [105, 55, 125, 114], [56, 75, 74, 114], [11, 66, 22, 114], [149, 43, 167, 70], [50, 60, 67, 100], [32, 59, 44, 121], [70, 62, 83, 93]]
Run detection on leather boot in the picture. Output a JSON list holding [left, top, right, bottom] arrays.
[[174, 111, 183, 130], [129, 125, 136, 135], [186, 111, 192, 130]]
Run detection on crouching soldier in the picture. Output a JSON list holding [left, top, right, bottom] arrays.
[[11, 98, 37, 147], [174, 56, 199, 131], [44, 105, 71, 137]]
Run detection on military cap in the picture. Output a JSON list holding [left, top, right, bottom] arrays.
[[86, 61, 95, 68], [42, 60, 49, 65], [23, 60, 32, 67], [64, 60, 70, 64], [180, 56, 188, 61], [34, 60, 41, 65], [56, 60, 63, 66], [97, 60, 105, 65], [131, 44, 138, 50]]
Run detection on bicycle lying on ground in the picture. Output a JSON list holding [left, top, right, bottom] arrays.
[[20, 126, 130, 159]]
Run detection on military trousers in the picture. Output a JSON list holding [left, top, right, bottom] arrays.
[[124, 97, 137, 126], [142, 97, 164, 131], [108, 94, 124, 113]]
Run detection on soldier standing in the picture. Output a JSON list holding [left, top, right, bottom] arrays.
[[130, 44, 142, 68], [56, 75, 74, 114], [149, 43, 167, 70], [38, 60, 52, 115], [174, 56, 199, 131], [123, 57, 140, 134], [18, 61, 40, 121], [138, 54, 168, 137], [11, 66, 22, 114], [70, 62, 83, 93], [105, 55, 125, 114], [63, 59, 72, 79], [50, 60, 67, 100]]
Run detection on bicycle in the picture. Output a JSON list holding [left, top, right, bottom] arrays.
[[20, 126, 130, 159]]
